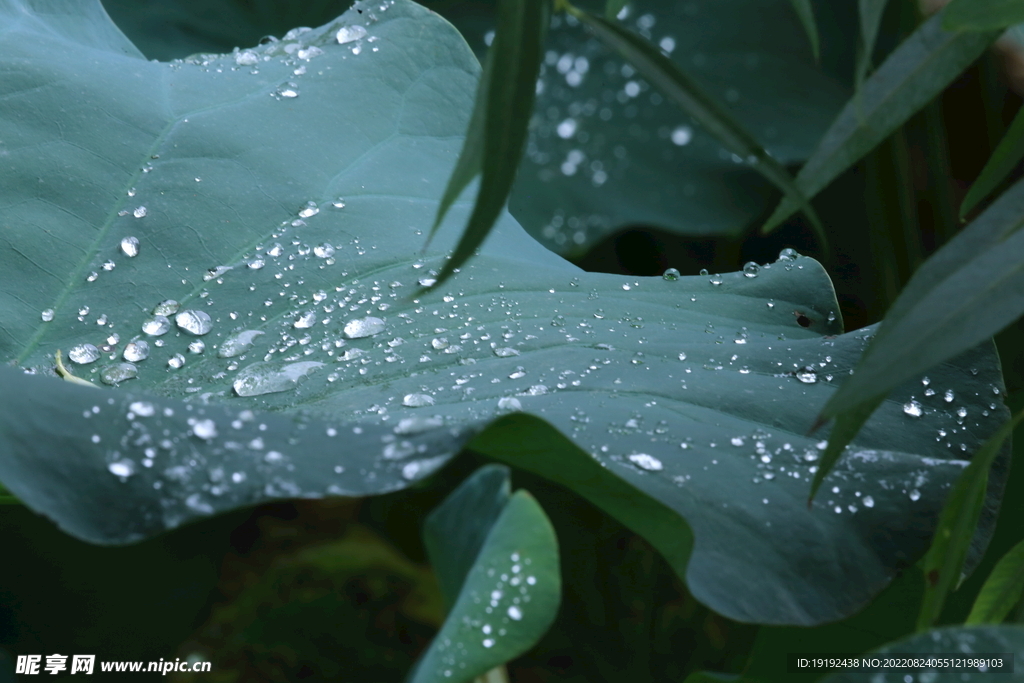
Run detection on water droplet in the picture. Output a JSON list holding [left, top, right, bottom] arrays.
[[402, 393, 435, 407], [123, 340, 150, 362], [141, 316, 171, 337], [232, 360, 324, 396], [742, 262, 760, 278], [108, 459, 135, 478], [68, 344, 100, 364], [100, 363, 137, 385], [795, 368, 817, 384], [175, 310, 212, 335], [628, 453, 663, 471], [944, 389, 954, 403], [192, 418, 218, 439], [395, 416, 444, 435], [167, 353, 186, 369], [493, 347, 519, 357], [153, 300, 179, 316], [343, 316, 385, 339], [418, 277, 437, 287], [507, 605, 523, 620], [313, 243, 335, 258], [298, 201, 319, 218], [274, 83, 299, 98], [862, 495, 874, 508], [482, 638, 495, 648], [41, 309, 54, 322], [677, 352, 687, 361], [331, 198, 346, 209], [235, 49, 259, 66], [132, 206, 147, 218], [662, 268, 680, 281], [120, 236, 140, 257], [909, 489, 921, 501], [778, 248, 799, 261], [903, 400, 923, 418], [671, 125, 692, 146], [188, 340, 206, 354], [336, 25, 367, 44], [557, 118, 577, 139], [293, 311, 317, 329], [708, 274, 723, 286], [101, 260, 116, 272], [497, 397, 522, 411], [218, 330, 265, 358]]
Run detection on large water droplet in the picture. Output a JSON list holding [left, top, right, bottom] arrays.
[[218, 330, 265, 358], [168, 353, 186, 369], [795, 368, 817, 384], [100, 363, 137, 385], [628, 453, 663, 471], [293, 311, 317, 329], [402, 393, 435, 407], [343, 316, 385, 339], [235, 49, 259, 66], [903, 400, 923, 418], [188, 340, 206, 354], [742, 262, 760, 278], [862, 495, 874, 508], [497, 397, 522, 411], [142, 316, 171, 336], [41, 309, 54, 322], [123, 340, 150, 362], [175, 310, 212, 335], [133, 206, 147, 218], [662, 268, 680, 281], [507, 605, 523, 620], [68, 344, 100, 364], [944, 389, 955, 403], [778, 248, 799, 261], [336, 25, 367, 44], [313, 243, 335, 258], [120, 236, 140, 257], [153, 300, 179, 316], [298, 201, 319, 218], [493, 347, 519, 358], [233, 360, 324, 396]]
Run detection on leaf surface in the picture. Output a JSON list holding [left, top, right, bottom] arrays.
[[0, 0, 1010, 627]]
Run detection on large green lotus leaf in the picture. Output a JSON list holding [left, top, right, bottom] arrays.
[[821, 625, 1024, 682], [0, 0, 1009, 626], [508, 0, 855, 255]]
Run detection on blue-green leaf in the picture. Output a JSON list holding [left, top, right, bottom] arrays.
[[413, 484, 560, 683], [566, 7, 826, 250]]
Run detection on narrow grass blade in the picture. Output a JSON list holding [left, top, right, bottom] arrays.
[[943, 0, 1024, 31], [968, 538, 1024, 625], [917, 409, 1024, 631], [566, 7, 826, 251], [961, 104, 1024, 219], [604, 0, 627, 21], [856, 0, 890, 87], [788, 0, 820, 61], [763, 10, 1000, 232], [807, 395, 885, 503], [423, 0, 549, 292]]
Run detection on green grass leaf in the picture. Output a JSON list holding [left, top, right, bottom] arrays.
[[787, 0, 820, 61], [413, 478, 560, 683], [967, 537, 1024, 625], [762, 9, 1000, 232], [917, 409, 1024, 630], [423, 0, 550, 292], [943, 0, 1024, 31], [960, 104, 1024, 219], [855, 0, 890, 88], [566, 6, 827, 252]]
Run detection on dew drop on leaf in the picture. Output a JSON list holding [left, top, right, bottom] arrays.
[[100, 363, 137, 385], [68, 344, 100, 364], [661, 268, 680, 281], [232, 360, 324, 396], [188, 340, 205, 354], [167, 353, 185, 369], [343, 316, 385, 339], [123, 340, 150, 362], [336, 25, 367, 44], [903, 400, 923, 418], [153, 300, 179, 316], [120, 236, 140, 257], [175, 310, 212, 335], [218, 330, 265, 358], [142, 316, 171, 336], [40, 309, 54, 322], [742, 262, 760, 278], [191, 418, 218, 440], [628, 453, 663, 471]]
